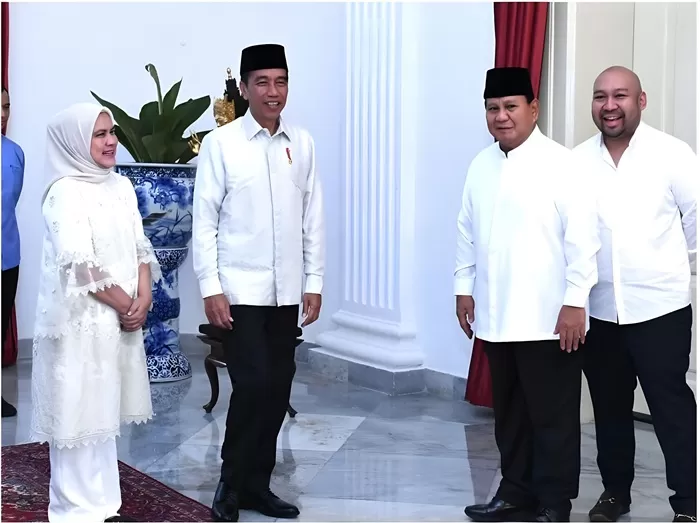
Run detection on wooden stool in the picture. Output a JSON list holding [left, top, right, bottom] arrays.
[[197, 323, 302, 418]]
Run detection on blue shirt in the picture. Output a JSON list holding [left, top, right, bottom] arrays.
[[2, 135, 25, 270]]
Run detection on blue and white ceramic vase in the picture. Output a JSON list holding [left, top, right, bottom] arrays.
[[115, 163, 196, 382]]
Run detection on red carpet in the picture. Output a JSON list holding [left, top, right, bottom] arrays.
[[1, 443, 212, 522]]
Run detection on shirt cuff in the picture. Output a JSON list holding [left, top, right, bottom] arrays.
[[200, 275, 224, 299], [563, 284, 588, 308], [304, 274, 323, 295], [454, 276, 475, 296]]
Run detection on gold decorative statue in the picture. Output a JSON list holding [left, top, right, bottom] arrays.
[[188, 68, 249, 154], [214, 68, 249, 127]]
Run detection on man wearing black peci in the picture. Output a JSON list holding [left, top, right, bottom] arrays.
[[455, 67, 600, 522], [193, 44, 325, 522]]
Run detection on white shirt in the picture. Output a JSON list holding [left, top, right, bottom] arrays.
[[454, 126, 600, 343], [192, 111, 325, 306], [573, 122, 698, 325]]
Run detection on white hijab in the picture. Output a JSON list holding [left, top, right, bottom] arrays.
[[42, 102, 116, 204]]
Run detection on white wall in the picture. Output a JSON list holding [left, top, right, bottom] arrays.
[[413, 2, 495, 376], [313, 2, 495, 379], [9, 1, 495, 381], [8, 2, 346, 341]]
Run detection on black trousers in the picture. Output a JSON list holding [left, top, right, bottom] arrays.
[[2, 265, 19, 347], [220, 304, 300, 493], [485, 339, 582, 512], [583, 306, 696, 515]]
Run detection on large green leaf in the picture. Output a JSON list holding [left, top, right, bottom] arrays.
[[141, 132, 170, 163], [139, 101, 160, 135], [91, 91, 151, 162], [113, 126, 140, 163], [145, 64, 163, 114], [169, 96, 211, 139], [167, 139, 191, 164], [162, 80, 182, 115]]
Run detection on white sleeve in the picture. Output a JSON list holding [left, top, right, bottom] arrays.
[[302, 135, 325, 294], [192, 134, 227, 299], [43, 181, 117, 297], [555, 157, 600, 308], [669, 142, 698, 254], [454, 168, 476, 296]]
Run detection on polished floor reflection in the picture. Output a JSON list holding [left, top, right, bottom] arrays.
[[2, 339, 673, 521]]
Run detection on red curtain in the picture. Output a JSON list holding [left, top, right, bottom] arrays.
[[1, 1, 18, 368], [464, 2, 549, 408]]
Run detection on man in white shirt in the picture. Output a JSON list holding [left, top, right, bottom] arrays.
[[193, 43, 325, 523], [574, 66, 697, 523], [456, 67, 599, 523]]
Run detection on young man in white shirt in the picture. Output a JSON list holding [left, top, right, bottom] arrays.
[[574, 66, 697, 523], [456, 67, 600, 523], [193, 44, 325, 523]]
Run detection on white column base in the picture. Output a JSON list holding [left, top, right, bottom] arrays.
[[315, 311, 423, 371]]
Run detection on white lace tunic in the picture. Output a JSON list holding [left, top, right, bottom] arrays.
[[30, 173, 160, 449]]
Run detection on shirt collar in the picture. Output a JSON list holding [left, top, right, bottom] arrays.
[[598, 120, 648, 156], [496, 125, 543, 160], [242, 110, 290, 141]]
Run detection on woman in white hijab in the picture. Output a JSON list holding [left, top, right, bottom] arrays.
[[30, 103, 159, 523]]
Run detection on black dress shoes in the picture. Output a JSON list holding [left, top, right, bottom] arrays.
[[588, 491, 631, 522], [673, 515, 697, 522], [211, 481, 240, 522], [2, 397, 17, 418], [535, 507, 570, 522], [464, 498, 537, 522], [239, 489, 300, 519]]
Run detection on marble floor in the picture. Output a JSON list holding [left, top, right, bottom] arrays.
[[2, 339, 675, 522]]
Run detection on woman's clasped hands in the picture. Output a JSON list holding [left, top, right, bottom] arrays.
[[119, 295, 151, 332]]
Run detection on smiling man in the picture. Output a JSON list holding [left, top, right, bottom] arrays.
[[193, 44, 324, 523], [455, 67, 600, 522], [574, 66, 698, 523]]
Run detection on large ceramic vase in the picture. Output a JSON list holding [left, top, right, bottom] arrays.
[[115, 163, 196, 383]]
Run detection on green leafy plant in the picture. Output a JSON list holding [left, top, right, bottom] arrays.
[[91, 64, 211, 164]]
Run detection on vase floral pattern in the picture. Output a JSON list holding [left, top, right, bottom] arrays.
[[116, 163, 196, 382]]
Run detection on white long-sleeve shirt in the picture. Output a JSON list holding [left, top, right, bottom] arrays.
[[573, 122, 698, 325], [192, 111, 324, 306], [454, 126, 600, 343]]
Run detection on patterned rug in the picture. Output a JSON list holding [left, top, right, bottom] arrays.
[[1, 443, 212, 522]]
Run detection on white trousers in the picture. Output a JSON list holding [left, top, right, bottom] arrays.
[[48, 438, 122, 523]]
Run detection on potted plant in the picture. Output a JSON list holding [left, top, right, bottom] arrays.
[[91, 64, 214, 383]]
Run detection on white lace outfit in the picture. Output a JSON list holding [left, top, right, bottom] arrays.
[[30, 172, 159, 449]]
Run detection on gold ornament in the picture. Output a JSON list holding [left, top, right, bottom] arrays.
[[213, 68, 237, 127], [188, 130, 202, 155]]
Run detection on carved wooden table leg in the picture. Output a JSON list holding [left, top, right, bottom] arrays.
[[199, 325, 304, 417], [203, 355, 220, 413]]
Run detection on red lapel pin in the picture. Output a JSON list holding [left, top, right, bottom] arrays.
[[285, 147, 292, 165]]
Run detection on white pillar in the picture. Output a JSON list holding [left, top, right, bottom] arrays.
[[315, 2, 423, 377]]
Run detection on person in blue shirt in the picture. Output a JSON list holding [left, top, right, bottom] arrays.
[[2, 85, 24, 418]]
